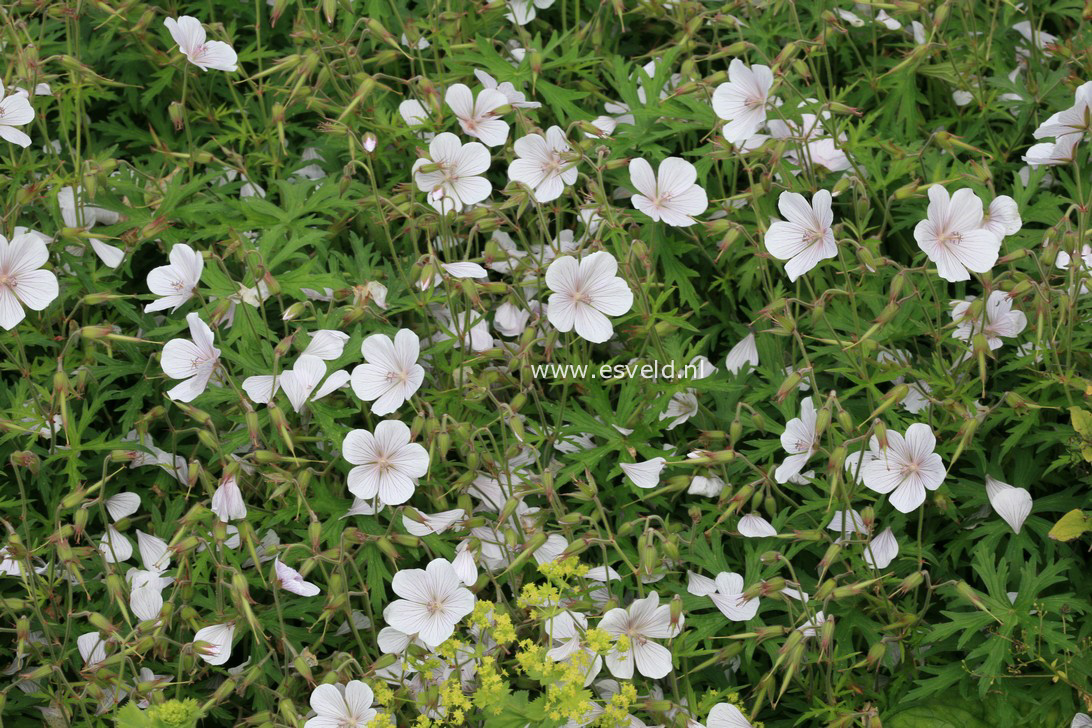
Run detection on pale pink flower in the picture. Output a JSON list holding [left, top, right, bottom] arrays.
[[274, 559, 321, 597], [861, 423, 945, 513], [386, 558, 475, 647], [764, 190, 837, 281], [164, 16, 238, 71], [629, 157, 708, 227], [351, 329, 425, 416], [545, 252, 633, 343], [412, 132, 492, 213], [711, 60, 774, 143], [0, 233, 59, 331], [914, 186, 1001, 281], [161, 313, 220, 402], [343, 420, 429, 506], [508, 126, 578, 202], [445, 83, 510, 147]]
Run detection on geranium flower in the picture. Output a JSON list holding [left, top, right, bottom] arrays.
[[342, 420, 429, 506], [473, 70, 541, 108], [863, 527, 899, 569], [280, 355, 350, 412], [164, 16, 238, 72], [135, 530, 172, 574], [981, 196, 1022, 239], [775, 398, 818, 484], [764, 190, 837, 281], [703, 702, 755, 728], [0, 80, 34, 147], [621, 457, 667, 489], [161, 313, 220, 402], [301, 330, 350, 360], [386, 558, 476, 647], [105, 492, 140, 521], [445, 83, 510, 147], [660, 391, 698, 430], [687, 572, 760, 621], [688, 473, 725, 497], [351, 329, 425, 416], [545, 252, 634, 343], [861, 423, 945, 512], [506, 0, 555, 25], [192, 623, 235, 665], [78, 632, 108, 667], [914, 186, 1001, 282], [629, 157, 708, 227], [737, 513, 777, 537], [508, 126, 578, 202], [210, 475, 246, 522], [98, 527, 132, 563], [951, 290, 1027, 350], [712, 60, 775, 143], [145, 243, 203, 313], [274, 559, 321, 597], [599, 592, 681, 679], [128, 568, 172, 621], [725, 332, 759, 374], [986, 476, 1033, 534], [0, 233, 59, 330], [58, 186, 124, 268], [412, 132, 491, 213], [304, 681, 377, 728]]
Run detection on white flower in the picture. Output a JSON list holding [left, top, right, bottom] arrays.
[[861, 423, 945, 513], [193, 623, 235, 665], [711, 60, 774, 143], [351, 329, 425, 415], [688, 474, 725, 497], [412, 132, 492, 213], [737, 513, 777, 537], [827, 509, 867, 538], [863, 527, 899, 569], [0, 80, 34, 148], [494, 301, 531, 337], [445, 83, 510, 147], [985, 476, 1033, 534], [705, 702, 754, 728], [0, 233, 59, 331], [599, 592, 680, 679], [135, 530, 171, 573], [78, 632, 108, 667], [704, 572, 760, 621], [764, 190, 837, 281], [105, 492, 140, 521], [914, 186, 1001, 282], [280, 355, 350, 412], [798, 610, 829, 637], [473, 70, 541, 108], [161, 313, 220, 402], [981, 195, 1022, 238], [1031, 81, 1091, 150], [399, 99, 431, 131], [402, 508, 466, 537], [774, 398, 818, 484], [545, 252, 634, 343], [1072, 713, 1092, 728], [508, 127, 578, 202], [951, 290, 1027, 350], [304, 681, 377, 728], [386, 558, 476, 647], [725, 333, 759, 375], [145, 244, 203, 313], [302, 330, 350, 360], [629, 157, 708, 227], [274, 559, 321, 597], [620, 457, 666, 489], [660, 391, 698, 430], [342, 420, 429, 506], [128, 568, 172, 622], [211, 475, 246, 522], [506, 0, 554, 25], [98, 527, 133, 563], [164, 16, 238, 72]]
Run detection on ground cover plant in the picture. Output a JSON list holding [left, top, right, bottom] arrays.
[[0, 0, 1090, 725]]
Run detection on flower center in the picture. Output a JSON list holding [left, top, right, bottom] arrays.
[[426, 598, 444, 616], [938, 231, 963, 247], [899, 460, 921, 478], [0, 273, 14, 288]]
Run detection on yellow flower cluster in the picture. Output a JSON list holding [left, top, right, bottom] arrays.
[[538, 555, 590, 582], [516, 582, 562, 613], [438, 676, 472, 725], [372, 682, 394, 707], [595, 682, 638, 728], [370, 713, 395, 728], [470, 656, 509, 715]]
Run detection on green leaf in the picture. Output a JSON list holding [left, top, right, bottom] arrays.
[[1048, 509, 1090, 542]]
